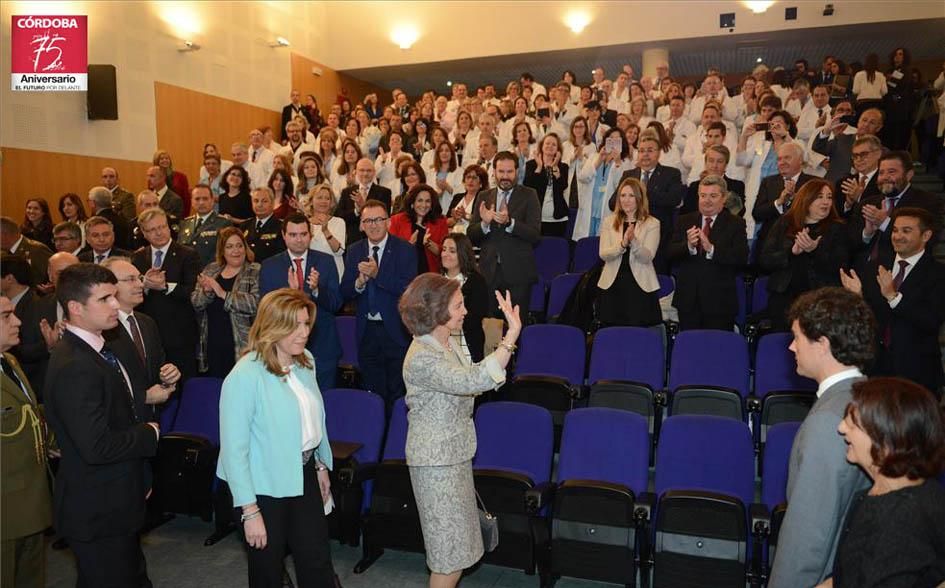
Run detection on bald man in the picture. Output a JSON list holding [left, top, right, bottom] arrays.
[[88, 186, 131, 251], [101, 167, 136, 221], [337, 158, 393, 246]]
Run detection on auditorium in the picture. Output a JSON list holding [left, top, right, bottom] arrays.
[[1, 2, 944, 587]]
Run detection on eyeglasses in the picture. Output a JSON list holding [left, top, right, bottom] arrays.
[[52, 236, 78, 243], [362, 216, 388, 226], [117, 275, 145, 283], [851, 150, 877, 160]]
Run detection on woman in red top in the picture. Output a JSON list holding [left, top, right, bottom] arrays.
[[389, 183, 448, 275], [153, 149, 191, 215]]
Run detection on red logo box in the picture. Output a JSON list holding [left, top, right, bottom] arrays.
[[11, 15, 88, 91]]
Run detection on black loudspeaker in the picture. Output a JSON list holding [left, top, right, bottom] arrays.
[[87, 64, 118, 120]]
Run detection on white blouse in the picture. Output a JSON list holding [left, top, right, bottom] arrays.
[[309, 216, 346, 279], [284, 368, 323, 452]]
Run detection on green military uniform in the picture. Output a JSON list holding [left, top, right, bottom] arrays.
[[1, 353, 51, 588], [177, 212, 232, 268], [110, 186, 137, 222], [240, 215, 286, 263]]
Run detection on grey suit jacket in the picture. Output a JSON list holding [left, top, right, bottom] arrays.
[[768, 374, 870, 588], [403, 334, 506, 467]]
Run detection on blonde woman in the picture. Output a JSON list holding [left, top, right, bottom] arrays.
[[304, 183, 346, 279]]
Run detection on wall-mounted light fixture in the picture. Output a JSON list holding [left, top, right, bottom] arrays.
[[390, 24, 419, 49], [564, 11, 591, 34], [743, 1, 775, 13], [268, 36, 290, 48], [177, 41, 201, 52]]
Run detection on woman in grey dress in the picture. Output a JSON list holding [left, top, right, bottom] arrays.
[[398, 273, 522, 588]]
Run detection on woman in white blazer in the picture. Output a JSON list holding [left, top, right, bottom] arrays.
[[597, 177, 662, 327], [573, 128, 634, 240], [425, 141, 465, 213]]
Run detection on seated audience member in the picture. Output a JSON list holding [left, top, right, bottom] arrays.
[[178, 184, 232, 268], [446, 164, 488, 235], [523, 132, 570, 237], [58, 193, 88, 241], [0, 216, 53, 294], [341, 200, 417, 412], [217, 289, 338, 588], [768, 287, 875, 588], [132, 208, 201, 381], [78, 216, 130, 263], [752, 142, 816, 260], [20, 198, 54, 251], [153, 149, 190, 215], [337, 158, 393, 247], [240, 187, 286, 264], [812, 107, 884, 185], [819, 377, 945, 588], [52, 222, 86, 256], [2, 253, 49, 395], [304, 183, 346, 280], [101, 257, 181, 421], [682, 145, 746, 216], [669, 175, 749, 331], [192, 227, 260, 378], [597, 177, 662, 327], [833, 134, 882, 218], [218, 165, 254, 225], [267, 168, 295, 220], [146, 165, 184, 219], [613, 130, 685, 274], [573, 128, 632, 240], [841, 207, 945, 396], [101, 167, 137, 221], [260, 213, 342, 391], [439, 233, 489, 363], [129, 190, 179, 251], [761, 180, 849, 330], [390, 184, 449, 275], [0, 293, 52, 588], [87, 186, 132, 250]]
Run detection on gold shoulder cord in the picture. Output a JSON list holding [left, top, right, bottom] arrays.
[[0, 404, 46, 465]]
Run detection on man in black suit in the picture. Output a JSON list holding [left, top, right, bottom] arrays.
[[131, 208, 200, 381], [841, 208, 945, 397], [337, 158, 393, 246], [812, 107, 884, 185], [0, 216, 52, 289], [52, 221, 88, 257], [78, 215, 131, 263], [752, 142, 815, 263], [1, 253, 49, 396], [240, 187, 286, 263], [683, 145, 746, 217], [833, 134, 883, 219], [468, 151, 542, 314], [146, 166, 183, 219], [850, 151, 944, 267], [129, 190, 181, 251], [280, 89, 305, 142], [43, 263, 160, 588], [669, 175, 749, 331], [88, 186, 132, 251], [102, 257, 181, 420], [611, 133, 686, 274]]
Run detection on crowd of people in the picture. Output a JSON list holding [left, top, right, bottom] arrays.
[[1, 50, 945, 588]]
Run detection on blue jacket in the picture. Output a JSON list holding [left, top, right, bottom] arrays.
[[217, 351, 333, 507], [341, 236, 417, 348], [259, 250, 342, 363]]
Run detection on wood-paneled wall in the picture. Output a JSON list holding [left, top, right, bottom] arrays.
[[154, 82, 282, 191], [0, 148, 151, 224], [290, 53, 389, 112]]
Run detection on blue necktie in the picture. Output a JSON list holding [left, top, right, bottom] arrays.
[[153, 249, 164, 268], [100, 347, 138, 421]]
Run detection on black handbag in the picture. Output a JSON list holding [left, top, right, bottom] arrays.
[[475, 490, 499, 552]]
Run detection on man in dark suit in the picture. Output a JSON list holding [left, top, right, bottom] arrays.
[[669, 175, 749, 331], [78, 215, 131, 263], [2, 253, 50, 397], [280, 89, 306, 142], [131, 208, 200, 381], [751, 142, 815, 263], [833, 134, 882, 219], [129, 190, 180, 251], [612, 133, 686, 274], [177, 185, 231, 268], [42, 263, 160, 588], [146, 166, 183, 219], [0, 217, 52, 290], [683, 145, 745, 217], [240, 187, 286, 263], [337, 158, 393, 246], [261, 212, 343, 391], [468, 151, 541, 314], [841, 208, 945, 396], [102, 257, 181, 420], [88, 186, 132, 251], [1, 295, 52, 588], [102, 166, 137, 222], [812, 107, 884, 185], [52, 221, 89, 257], [849, 151, 944, 268], [768, 287, 875, 588], [341, 202, 417, 411]]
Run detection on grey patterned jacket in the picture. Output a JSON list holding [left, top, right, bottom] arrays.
[[191, 262, 260, 373], [403, 334, 506, 467]]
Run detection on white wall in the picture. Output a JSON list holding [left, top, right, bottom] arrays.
[[0, 0, 320, 161]]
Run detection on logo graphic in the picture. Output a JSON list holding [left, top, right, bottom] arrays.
[[11, 15, 88, 91]]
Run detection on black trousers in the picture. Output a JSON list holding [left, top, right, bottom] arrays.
[[489, 263, 532, 318], [70, 533, 151, 588], [677, 308, 735, 332], [247, 462, 334, 588], [359, 321, 407, 414]]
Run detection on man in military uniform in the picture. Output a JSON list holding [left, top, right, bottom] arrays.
[[240, 187, 285, 263], [178, 184, 231, 268], [1, 295, 52, 588]]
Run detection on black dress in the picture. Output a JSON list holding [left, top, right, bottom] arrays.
[[459, 272, 489, 363], [205, 274, 236, 378], [833, 480, 945, 588], [597, 223, 662, 328], [218, 190, 253, 222]]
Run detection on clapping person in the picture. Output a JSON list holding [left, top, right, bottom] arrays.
[[574, 128, 633, 239], [390, 184, 449, 274], [523, 132, 570, 237], [330, 139, 362, 197], [426, 141, 463, 213], [446, 165, 487, 234], [192, 227, 260, 378], [305, 183, 346, 279], [399, 274, 522, 588], [218, 288, 338, 587]]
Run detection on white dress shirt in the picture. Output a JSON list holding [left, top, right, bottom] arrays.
[[816, 368, 862, 398]]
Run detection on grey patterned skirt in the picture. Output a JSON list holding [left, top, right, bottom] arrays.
[[409, 460, 484, 574]]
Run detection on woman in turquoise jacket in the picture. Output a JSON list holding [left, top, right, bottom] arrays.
[[218, 288, 335, 587]]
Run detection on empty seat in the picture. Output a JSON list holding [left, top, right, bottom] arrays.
[[760, 422, 801, 573], [657, 274, 675, 298], [546, 273, 582, 323], [336, 315, 360, 387], [753, 333, 817, 449], [572, 236, 600, 273], [529, 237, 571, 318], [668, 330, 750, 421], [550, 408, 650, 585]]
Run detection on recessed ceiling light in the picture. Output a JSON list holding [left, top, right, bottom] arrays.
[[447, 81, 453, 87]]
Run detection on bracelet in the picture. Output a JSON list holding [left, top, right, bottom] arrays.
[[240, 509, 261, 523], [499, 341, 517, 352]]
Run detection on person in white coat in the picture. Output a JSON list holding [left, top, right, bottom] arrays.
[[573, 128, 634, 240]]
